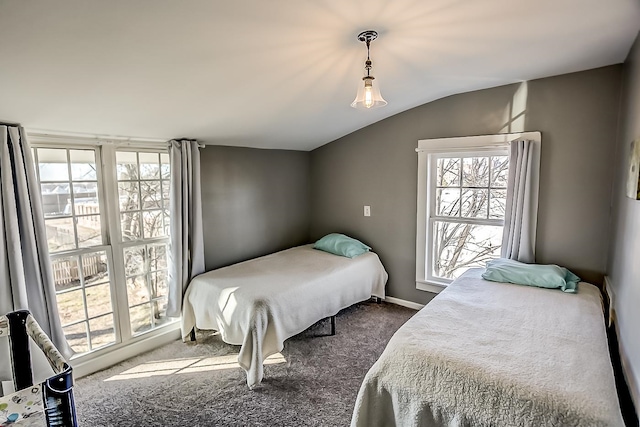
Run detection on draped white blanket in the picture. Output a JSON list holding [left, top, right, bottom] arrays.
[[351, 268, 624, 427], [181, 245, 388, 388]]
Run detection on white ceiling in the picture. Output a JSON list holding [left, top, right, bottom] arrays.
[[1, 1, 639, 151]]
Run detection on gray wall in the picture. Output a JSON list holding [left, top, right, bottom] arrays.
[[310, 66, 621, 305], [200, 146, 310, 270], [608, 32, 640, 409]]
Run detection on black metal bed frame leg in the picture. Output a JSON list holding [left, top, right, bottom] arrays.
[[190, 327, 196, 342], [330, 315, 336, 336], [376, 297, 381, 304]]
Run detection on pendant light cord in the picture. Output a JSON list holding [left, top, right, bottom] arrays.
[[365, 38, 372, 77]]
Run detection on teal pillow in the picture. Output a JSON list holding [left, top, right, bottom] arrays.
[[482, 258, 580, 293], [313, 233, 371, 259]]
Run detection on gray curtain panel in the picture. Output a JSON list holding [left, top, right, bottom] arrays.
[[0, 125, 72, 362], [167, 139, 205, 318], [501, 139, 541, 263]]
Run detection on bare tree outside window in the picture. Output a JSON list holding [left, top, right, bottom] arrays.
[[432, 155, 508, 279], [116, 151, 171, 335]]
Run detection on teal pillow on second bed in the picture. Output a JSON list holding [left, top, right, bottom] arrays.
[[482, 258, 580, 293], [314, 233, 371, 258]]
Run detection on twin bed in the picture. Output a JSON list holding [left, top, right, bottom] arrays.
[[181, 243, 624, 426], [351, 268, 624, 426], [181, 243, 388, 388]]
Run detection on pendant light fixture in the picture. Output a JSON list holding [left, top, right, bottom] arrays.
[[351, 30, 387, 109]]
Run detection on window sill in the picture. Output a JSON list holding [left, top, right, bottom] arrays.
[[70, 321, 181, 378], [416, 280, 448, 294]]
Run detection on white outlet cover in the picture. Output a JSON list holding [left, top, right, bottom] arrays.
[[364, 206, 371, 217]]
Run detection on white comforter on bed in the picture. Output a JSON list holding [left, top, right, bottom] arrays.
[[181, 244, 387, 388], [351, 268, 624, 427]]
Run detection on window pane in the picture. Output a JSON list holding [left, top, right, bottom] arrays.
[[45, 217, 76, 252], [40, 183, 71, 217], [70, 149, 97, 181], [150, 271, 168, 299], [461, 189, 488, 219], [121, 211, 141, 240], [151, 298, 171, 327], [51, 256, 80, 292], [73, 182, 99, 211], [436, 188, 460, 217], [130, 303, 152, 335], [148, 244, 168, 271], [123, 246, 145, 276], [88, 314, 115, 349], [490, 189, 507, 219], [433, 221, 502, 280], [118, 182, 140, 211], [57, 289, 86, 325], [82, 251, 109, 286], [63, 322, 88, 353], [139, 152, 160, 179], [127, 275, 150, 306], [85, 283, 113, 318], [116, 151, 138, 180], [38, 148, 68, 181], [437, 158, 460, 187], [491, 156, 509, 188], [163, 209, 170, 236], [76, 215, 102, 248], [462, 157, 489, 187], [140, 180, 162, 209], [160, 153, 170, 179], [161, 180, 170, 202], [143, 210, 164, 238]]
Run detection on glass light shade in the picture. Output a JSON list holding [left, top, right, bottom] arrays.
[[351, 76, 387, 109]]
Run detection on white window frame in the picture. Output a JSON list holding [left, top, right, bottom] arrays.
[[107, 146, 173, 340], [29, 133, 179, 368], [32, 144, 121, 352], [416, 132, 541, 293]]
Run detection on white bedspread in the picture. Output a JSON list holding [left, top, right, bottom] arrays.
[[351, 268, 624, 427], [181, 244, 387, 388]]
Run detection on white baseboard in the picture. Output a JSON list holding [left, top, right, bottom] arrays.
[[71, 325, 181, 379], [384, 296, 425, 311]]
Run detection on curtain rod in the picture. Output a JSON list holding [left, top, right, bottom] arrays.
[[26, 129, 205, 148], [27, 128, 167, 143], [415, 143, 509, 153]]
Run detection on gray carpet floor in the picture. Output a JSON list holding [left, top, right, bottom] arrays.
[[75, 301, 416, 426]]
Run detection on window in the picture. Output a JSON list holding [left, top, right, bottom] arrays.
[[35, 147, 115, 353], [416, 132, 539, 293], [430, 153, 508, 279], [33, 141, 174, 357], [115, 151, 172, 335]]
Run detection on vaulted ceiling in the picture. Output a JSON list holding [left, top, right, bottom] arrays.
[[1, 1, 639, 150]]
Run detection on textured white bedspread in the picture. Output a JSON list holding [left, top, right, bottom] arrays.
[[181, 244, 387, 388], [351, 268, 624, 427]]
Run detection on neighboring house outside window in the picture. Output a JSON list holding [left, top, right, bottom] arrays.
[[31, 136, 175, 360], [415, 132, 539, 293]]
